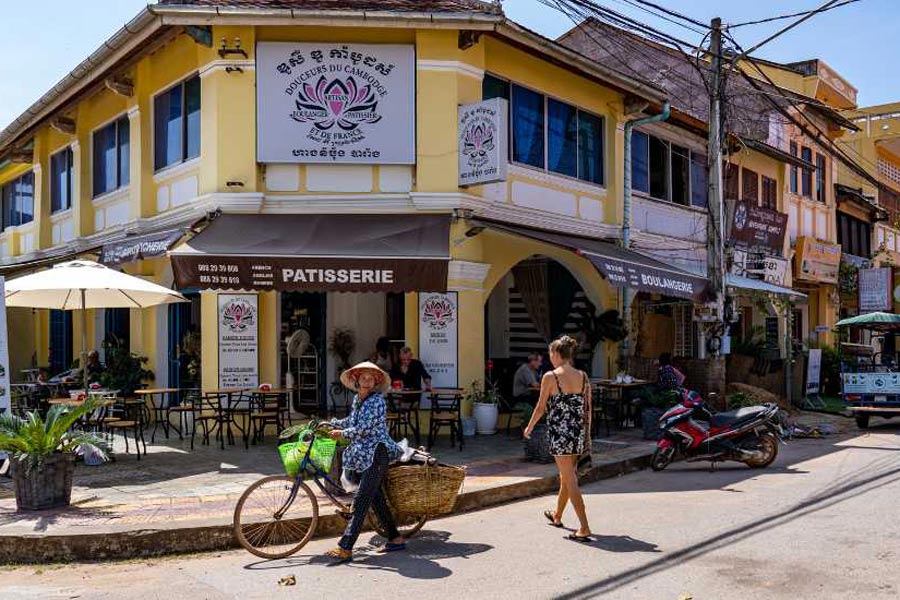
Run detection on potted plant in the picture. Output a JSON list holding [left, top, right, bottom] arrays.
[[100, 338, 154, 397], [328, 327, 356, 376], [469, 367, 501, 434], [0, 401, 108, 510], [516, 402, 553, 463]]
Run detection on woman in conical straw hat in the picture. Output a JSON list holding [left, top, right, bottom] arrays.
[[324, 361, 405, 563]]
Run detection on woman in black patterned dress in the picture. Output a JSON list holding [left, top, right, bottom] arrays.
[[524, 335, 593, 542]]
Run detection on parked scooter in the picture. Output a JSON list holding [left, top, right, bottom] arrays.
[[651, 389, 784, 471]]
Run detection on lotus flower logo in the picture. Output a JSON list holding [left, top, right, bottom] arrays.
[[223, 300, 256, 332], [462, 119, 496, 168], [293, 76, 382, 132], [422, 296, 455, 330]]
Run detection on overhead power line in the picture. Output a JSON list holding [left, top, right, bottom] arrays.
[[729, 0, 862, 28], [612, 0, 707, 34], [733, 0, 845, 59]]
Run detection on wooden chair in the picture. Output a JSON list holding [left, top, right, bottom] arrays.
[[427, 389, 464, 451], [250, 390, 286, 444], [105, 396, 149, 460]]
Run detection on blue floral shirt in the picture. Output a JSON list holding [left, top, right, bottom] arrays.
[[332, 392, 401, 473]]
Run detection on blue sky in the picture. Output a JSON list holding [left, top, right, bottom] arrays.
[[1, 0, 898, 131]]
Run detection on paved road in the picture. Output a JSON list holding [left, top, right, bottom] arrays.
[[4, 425, 899, 600]]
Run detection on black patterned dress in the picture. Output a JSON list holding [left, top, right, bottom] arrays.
[[546, 371, 588, 456]]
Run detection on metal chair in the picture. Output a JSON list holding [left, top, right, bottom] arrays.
[[427, 389, 464, 451]]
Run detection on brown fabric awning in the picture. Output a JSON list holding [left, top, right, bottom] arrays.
[[170, 213, 450, 293], [475, 219, 709, 302]]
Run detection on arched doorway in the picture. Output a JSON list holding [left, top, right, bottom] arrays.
[[484, 255, 605, 400]]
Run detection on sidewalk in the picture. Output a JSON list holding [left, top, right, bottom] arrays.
[[0, 429, 655, 563]]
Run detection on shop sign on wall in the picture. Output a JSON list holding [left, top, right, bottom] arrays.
[[858, 267, 892, 313], [218, 294, 259, 389], [731, 250, 788, 286], [257, 42, 415, 164], [794, 236, 841, 284], [458, 98, 508, 186], [418, 292, 458, 389]]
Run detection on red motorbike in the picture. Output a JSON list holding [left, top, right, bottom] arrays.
[[651, 390, 783, 471]]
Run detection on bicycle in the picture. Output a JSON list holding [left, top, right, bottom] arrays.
[[233, 420, 427, 559]]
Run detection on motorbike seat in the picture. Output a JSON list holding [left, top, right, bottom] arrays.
[[711, 406, 768, 428]]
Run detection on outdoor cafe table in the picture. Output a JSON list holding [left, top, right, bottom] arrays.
[[591, 378, 650, 428], [386, 389, 423, 446], [202, 388, 250, 450], [136, 388, 180, 443]]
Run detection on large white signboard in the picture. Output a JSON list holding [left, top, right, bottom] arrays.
[[458, 98, 508, 186], [806, 348, 822, 396], [0, 277, 10, 414], [731, 250, 788, 286], [859, 267, 892, 313], [257, 42, 415, 164], [218, 294, 259, 389], [418, 292, 458, 389]]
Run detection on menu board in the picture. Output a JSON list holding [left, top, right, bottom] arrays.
[[218, 294, 259, 389], [418, 292, 459, 389]]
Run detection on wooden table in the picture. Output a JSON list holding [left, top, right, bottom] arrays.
[[48, 398, 115, 408], [386, 389, 424, 446], [592, 379, 650, 429]]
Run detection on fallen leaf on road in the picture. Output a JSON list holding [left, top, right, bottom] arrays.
[[678, 595, 693, 600], [278, 575, 296, 587]]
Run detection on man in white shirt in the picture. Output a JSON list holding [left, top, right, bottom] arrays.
[[513, 353, 542, 404]]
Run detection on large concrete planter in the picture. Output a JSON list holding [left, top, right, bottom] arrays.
[[11, 453, 76, 511], [473, 402, 499, 434]]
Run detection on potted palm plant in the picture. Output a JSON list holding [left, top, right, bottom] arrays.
[[0, 401, 108, 510]]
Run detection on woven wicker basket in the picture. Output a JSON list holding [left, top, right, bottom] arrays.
[[384, 463, 466, 517]]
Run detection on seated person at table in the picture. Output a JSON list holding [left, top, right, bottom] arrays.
[[513, 353, 542, 404], [656, 353, 685, 391], [390, 347, 432, 391]]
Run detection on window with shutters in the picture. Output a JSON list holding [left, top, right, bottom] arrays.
[[724, 162, 739, 200], [761, 175, 778, 210], [741, 168, 759, 203], [789, 142, 799, 194], [801, 146, 813, 197], [815, 153, 826, 203]]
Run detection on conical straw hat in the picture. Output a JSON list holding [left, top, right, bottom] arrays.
[[340, 361, 391, 393]]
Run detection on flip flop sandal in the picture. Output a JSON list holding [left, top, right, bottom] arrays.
[[324, 549, 353, 564], [543, 510, 564, 528], [377, 542, 407, 553], [566, 533, 592, 543]]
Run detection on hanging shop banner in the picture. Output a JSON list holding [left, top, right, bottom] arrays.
[[217, 294, 259, 389], [418, 292, 459, 389], [858, 268, 892, 313], [794, 236, 841, 284], [256, 42, 415, 164], [100, 230, 183, 266], [806, 348, 822, 396], [731, 250, 789, 286], [458, 98, 509, 186], [732, 201, 788, 253], [0, 277, 10, 414]]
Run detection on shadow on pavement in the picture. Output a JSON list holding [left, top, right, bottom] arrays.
[[242, 530, 493, 580], [555, 449, 900, 599], [576, 534, 661, 553]]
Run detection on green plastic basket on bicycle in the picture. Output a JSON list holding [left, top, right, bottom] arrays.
[[278, 429, 337, 479]]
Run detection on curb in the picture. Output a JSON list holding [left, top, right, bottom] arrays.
[[0, 451, 653, 564]]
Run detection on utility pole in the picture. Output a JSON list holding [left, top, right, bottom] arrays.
[[707, 17, 727, 354]]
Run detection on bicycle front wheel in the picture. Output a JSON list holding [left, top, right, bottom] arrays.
[[233, 475, 319, 559]]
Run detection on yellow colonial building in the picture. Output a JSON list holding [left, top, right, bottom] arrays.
[[2, 1, 717, 410]]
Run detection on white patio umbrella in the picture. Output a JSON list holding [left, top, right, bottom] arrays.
[[4, 260, 188, 389]]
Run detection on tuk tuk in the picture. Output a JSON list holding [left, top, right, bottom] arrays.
[[836, 311, 900, 429]]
